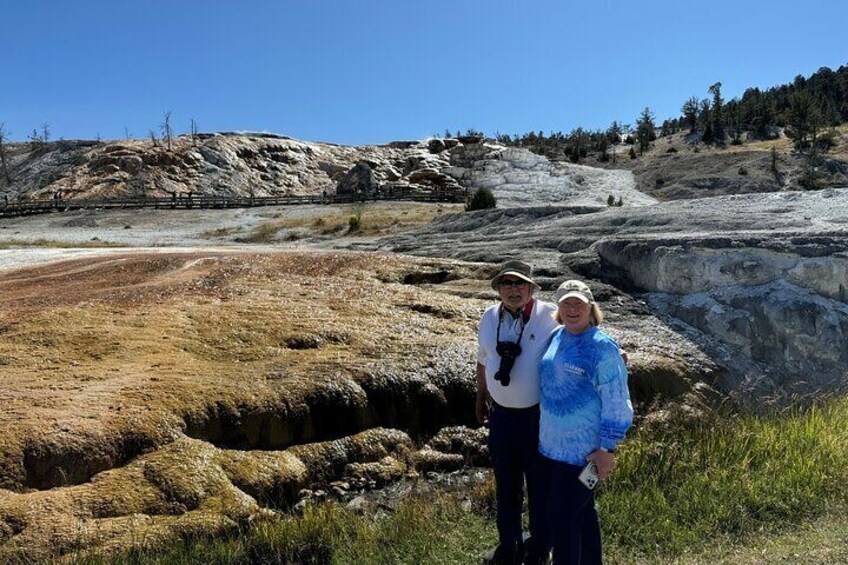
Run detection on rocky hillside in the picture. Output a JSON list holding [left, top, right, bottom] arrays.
[[621, 128, 848, 200], [368, 188, 848, 405], [0, 133, 654, 208], [6, 130, 847, 210], [0, 133, 470, 201]]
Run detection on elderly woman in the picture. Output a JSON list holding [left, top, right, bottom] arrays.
[[538, 280, 633, 565]]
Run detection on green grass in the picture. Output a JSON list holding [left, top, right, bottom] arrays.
[[82, 494, 497, 565], [602, 397, 848, 561], [80, 396, 848, 564]]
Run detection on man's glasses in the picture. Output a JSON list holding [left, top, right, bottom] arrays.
[[499, 280, 528, 288]]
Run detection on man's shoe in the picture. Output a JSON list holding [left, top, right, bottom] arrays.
[[523, 549, 552, 565], [487, 539, 523, 564], [523, 536, 551, 565]]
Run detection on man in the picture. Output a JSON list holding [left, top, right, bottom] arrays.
[[477, 260, 559, 564]]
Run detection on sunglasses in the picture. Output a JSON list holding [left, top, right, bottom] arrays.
[[499, 279, 529, 288]]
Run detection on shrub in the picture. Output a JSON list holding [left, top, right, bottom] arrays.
[[607, 194, 615, 206], [238, 222, 279, 243], [628, 147, 637, 160], [465, 188, 497, 211], [738, 166, 748, 175], [348, 213, 362, 233], [816, 129, 838, 151], [666, 147, 678, 153]]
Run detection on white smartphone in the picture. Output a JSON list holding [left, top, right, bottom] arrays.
[[578, 461, 599, 490]]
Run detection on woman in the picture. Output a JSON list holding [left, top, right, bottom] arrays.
[[538, 280, 633, 565]]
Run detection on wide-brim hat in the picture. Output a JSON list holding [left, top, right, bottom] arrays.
[[491, 260, 540, 291]]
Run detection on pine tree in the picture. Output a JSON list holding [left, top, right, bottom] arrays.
[[709, 82, 725, 142], [635, 107, 656, 156], [681, 96, 700, 133]]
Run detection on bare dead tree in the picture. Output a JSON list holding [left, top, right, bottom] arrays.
[[189, 118, 198, 146], [124, 126, 132, 140], [0, 123, 11, 185], [160, 111, 173, 150], [41, 123, 50, 142], [149, 129, 159, 147]]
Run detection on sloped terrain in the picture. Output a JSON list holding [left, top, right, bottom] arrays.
[[370, 188, 848, 403], [0, 249, 719, 561]]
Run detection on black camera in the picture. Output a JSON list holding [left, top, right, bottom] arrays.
[[494, 341, 522, 386]]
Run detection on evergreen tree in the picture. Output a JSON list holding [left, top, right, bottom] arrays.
[[699, 99, 713, 143], [785, 91, 821, 150], [709, 82, 725, 142], [681, 96, 700, 133], [606, 121, 623, 144], [635, 107, 656, 156], [728, 103, 743, 144]]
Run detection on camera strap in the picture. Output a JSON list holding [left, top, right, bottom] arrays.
[[496, 299, 533, 346]]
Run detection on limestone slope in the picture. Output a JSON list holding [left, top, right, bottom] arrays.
[[371, 189, 848, 402]]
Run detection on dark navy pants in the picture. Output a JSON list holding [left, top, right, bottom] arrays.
[[542, 456, 602, 565], [488, 402, 550, 553]]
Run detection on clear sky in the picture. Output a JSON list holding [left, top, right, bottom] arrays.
[[2, 0, 846, 145]]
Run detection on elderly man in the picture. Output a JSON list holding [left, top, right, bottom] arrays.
[[477, 260, 559, 565]]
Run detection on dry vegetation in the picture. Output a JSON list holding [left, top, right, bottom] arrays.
[[226, 203, 463, 243], [0, 250, 490, 561], [0, 238, 125, 249]]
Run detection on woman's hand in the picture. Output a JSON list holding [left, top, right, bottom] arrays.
[[587, 449, 615, 481]]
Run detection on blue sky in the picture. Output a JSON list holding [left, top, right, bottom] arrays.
[[3, 0, 846, 144]]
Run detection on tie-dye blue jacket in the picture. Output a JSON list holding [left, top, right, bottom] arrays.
[[538, 326, 633, 465]]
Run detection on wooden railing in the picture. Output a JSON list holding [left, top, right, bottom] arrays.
[[0, 190, 466, 219]]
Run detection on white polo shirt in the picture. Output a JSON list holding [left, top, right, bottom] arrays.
[[477, 299, 559, 408]]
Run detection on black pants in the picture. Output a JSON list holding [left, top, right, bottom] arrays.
[[488, 402, 549, 553], [543, 457, 602, 565]]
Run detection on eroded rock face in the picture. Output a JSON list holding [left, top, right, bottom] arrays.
[[2, 135, 472, 202], [337, 161, 378, 194], [595, 238, 848, 396], [371, 189, 848, 403]]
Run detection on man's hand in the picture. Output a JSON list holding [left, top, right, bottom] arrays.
[[475, 363, 489, 426], [587, 449, 615, 481], [476, 395, 489, 427]]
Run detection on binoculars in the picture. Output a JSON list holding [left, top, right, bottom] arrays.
[[494, 340, 522, 386]]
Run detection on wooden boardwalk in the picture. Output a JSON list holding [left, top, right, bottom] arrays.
[[0, 191, 466, 219]]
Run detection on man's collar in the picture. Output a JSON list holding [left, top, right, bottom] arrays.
[[500, 299, 534, 323]]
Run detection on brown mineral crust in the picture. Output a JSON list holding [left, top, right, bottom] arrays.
[[0, 250, 490, 560]]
